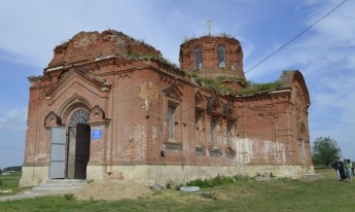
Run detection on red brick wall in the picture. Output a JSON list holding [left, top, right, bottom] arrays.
[[23, 30, 312, 178], [179, 36, 244, 79]]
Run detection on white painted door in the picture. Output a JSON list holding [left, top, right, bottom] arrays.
[[49, 127, 67, 179]]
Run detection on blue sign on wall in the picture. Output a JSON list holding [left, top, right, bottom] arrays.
[[92, 129, 102, 140]]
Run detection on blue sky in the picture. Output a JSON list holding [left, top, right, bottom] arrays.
[[0, 0, 354, 169]]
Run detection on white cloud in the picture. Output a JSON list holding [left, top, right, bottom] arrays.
[[0, 108, 27, 168], [0, 109, 27, 131]]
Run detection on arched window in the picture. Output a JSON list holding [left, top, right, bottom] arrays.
[[69, 109, 88, 127], [210, 118, 217, 146], [217, 45, 226, 68], [168, 105, 176, 139], [194, 47, 202, 70]]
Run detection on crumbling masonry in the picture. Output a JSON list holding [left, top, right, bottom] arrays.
[[20, 30, 313, 186]]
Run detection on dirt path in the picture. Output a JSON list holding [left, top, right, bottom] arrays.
[[75, 180, 153, 201]]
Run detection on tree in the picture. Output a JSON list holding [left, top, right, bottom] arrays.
[[312, 137, 341, 168], [3, 166, 22, 172]]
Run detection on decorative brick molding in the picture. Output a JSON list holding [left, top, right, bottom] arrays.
[[44, 111, 62, 128], [164, 141, 182, 150]]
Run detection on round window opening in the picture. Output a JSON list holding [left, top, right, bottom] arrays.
[[69, 109, 89, 127]]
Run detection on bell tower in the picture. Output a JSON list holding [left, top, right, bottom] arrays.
[[179, 35, 245, 78]]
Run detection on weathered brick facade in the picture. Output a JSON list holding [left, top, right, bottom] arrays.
[[20, 30, 313, 186]]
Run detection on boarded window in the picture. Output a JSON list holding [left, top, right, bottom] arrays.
[[194, 47, 202, 70], [217, 45, 226, 68], [168, 105, 176, 139]]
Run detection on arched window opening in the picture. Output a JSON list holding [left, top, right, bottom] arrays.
[[194, 47, 202, 70], [69, 109, 88, 127], [210, 118, 217, 146], [217, 45, 226, 68], [168, 105, 176, 139]]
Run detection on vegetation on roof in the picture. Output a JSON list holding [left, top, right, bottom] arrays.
[[104, 29, 129, 37], [183, 35, 196, 44], [182, 33, 236, 45], [124, 52, 155, 60], [189, 72, 285, 96], [198, 77, 232, 94], [218, 32, 234, 38], [215, 75, 247, 86], [159, 58, 179, 69], [59, 40, 70, 46], [124, 52, 179, 70], [236, 80, 284, 96], [189, 73, 246, 95]]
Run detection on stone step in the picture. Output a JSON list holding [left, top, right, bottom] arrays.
[[45, 179, 87, 184], [39, 180, 87, 188], [38, 183, 86, 188], [24, 179, 87, 195], [25, 187, 80, 194]]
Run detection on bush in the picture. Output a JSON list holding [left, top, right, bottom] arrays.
[[186, 175, 236, 188], [233, 175, 248, 181], [64, 194, 74, 201], [166, 182, 171, 189], [175, 184, 184, 191]]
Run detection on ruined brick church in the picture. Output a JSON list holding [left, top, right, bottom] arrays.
[[20, 30, 313, 186]]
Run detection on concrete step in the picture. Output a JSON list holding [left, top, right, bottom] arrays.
[[23, 179, 87, 196], [25, 187, 80, 194], [39, 179, 87, 188], [46, 179, 87, 184]]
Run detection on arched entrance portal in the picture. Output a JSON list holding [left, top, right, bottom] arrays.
[[49, 109, 90, 179], [67, 109, 90, 179]]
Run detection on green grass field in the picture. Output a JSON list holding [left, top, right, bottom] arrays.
[[0, 172, 31, 197], [1, 169, 354, 212]]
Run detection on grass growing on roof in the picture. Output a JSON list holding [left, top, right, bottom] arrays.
[[236, 80, 284, 96], [189, 73, 246, 95]]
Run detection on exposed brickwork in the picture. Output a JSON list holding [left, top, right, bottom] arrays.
[[180, 35, 244, 78], [49, 30, 162, 68], [21, 30, 312, 186]]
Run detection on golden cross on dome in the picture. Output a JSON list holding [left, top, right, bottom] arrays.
[[206, 19, 212, 36]]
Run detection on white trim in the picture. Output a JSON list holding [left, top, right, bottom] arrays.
[[46, 66, 64, 72], [269, 89, 292, 94], [95, 54, 116, 61]]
